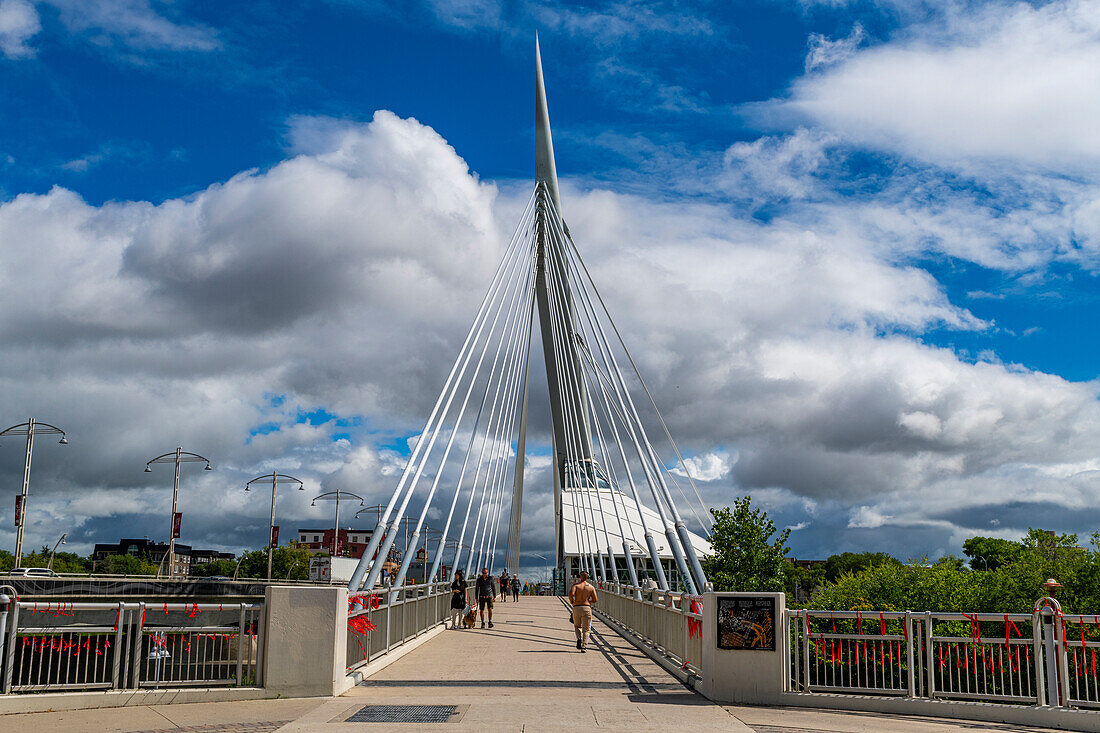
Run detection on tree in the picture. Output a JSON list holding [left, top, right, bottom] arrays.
[[100, 553, 158, 576], [190, 558, 239, 577], [822, 552, 901, 582], [962, 536, 1023, 571], [235, 544, 311, 580], [703, 496, 790, 593], [0, 550, 13, 572]]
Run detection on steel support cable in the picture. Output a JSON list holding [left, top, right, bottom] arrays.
[[435, 216, 538, 580], [484, 279, 537, 574], [464, 250, 538, 577], [567, 295, 651, 592], [437, 225, 536, 581], [392, 228, 539, 590], [546, 219, 633, 585], [542, 213, 604, 579], [387, 218, 531, 592], [349, 188, 538, 591], [555, 208, 714, 541], [546, 222, 640, 585], [556, 225, 713, 539], [473, 253, 537, 575], [542, 202, 674, 589], [357, 192, 539, 591], [541, 215, 591, 577], [586, 383, 627, 580], [588, 394, 642, 590], [554, 230, 705, 596]]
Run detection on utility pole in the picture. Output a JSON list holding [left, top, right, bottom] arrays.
[[0, 419, 67, 568], [145, 448, 211, 579]]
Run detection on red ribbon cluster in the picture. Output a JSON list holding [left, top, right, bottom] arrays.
[[24, 637, 111, 655], [29, 602, 74, 617], [687, 599, 702, 639]]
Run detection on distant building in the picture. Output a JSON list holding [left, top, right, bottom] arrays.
[[92, 538, 233, 577], [787, 557, 826, 570], [297, 528, 374, 558]]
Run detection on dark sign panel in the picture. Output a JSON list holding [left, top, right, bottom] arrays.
[[270, 525, 280, 547], [172, 512, 183, 539], [717, 596, 776, 651], [14, 495, 22, 527]]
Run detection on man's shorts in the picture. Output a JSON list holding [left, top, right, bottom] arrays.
[[478, 596, 494, 610]]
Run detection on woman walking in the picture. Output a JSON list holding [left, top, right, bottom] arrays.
[[449, 570, 467, 629]]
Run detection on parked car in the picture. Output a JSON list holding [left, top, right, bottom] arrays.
[[5, 567, 59, 577]]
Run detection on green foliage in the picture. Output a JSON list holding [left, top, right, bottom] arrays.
[[190, 558, 239, 577], [99, 553, 158, 576], [962, 536, 1023, 571], [235, 544, 311, 580], [703, 496, 791, 593], [0, 549, 14, 572], [17, 546, 92, 574], [822, 552, 901, 582], [802, 528, 1100, 613]]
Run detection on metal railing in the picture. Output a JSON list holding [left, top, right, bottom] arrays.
[[595, 582, 703, 677], [788, 600, 1100, 710], [0, 596, 263, 693], [345, 581, 449, 672]]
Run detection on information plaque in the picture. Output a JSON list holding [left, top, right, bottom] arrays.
[[716, 595, 776, 650]]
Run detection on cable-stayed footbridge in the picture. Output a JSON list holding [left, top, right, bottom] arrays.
[[346, 39, 713, 596]]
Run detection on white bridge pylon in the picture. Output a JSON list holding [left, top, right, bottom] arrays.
[[347, 39, 713, 594]]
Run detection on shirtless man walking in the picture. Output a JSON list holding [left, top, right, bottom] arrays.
[[569, 570, 598, 652]]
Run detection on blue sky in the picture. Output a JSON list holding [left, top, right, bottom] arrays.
[[2, 0, 1100, 568]]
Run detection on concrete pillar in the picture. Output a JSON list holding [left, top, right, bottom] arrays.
[[263, 585, 347, 697], [700, 591, 786, 705]]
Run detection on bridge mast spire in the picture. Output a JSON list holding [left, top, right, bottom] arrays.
[[518, 36, 596, 576]]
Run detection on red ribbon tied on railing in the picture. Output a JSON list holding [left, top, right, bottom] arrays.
[[687, 598, 702, 639]]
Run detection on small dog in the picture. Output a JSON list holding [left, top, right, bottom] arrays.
[[462, 608, 478, 629]]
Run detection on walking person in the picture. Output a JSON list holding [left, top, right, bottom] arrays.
[[449, 570, 467, 630], [499, 569, 510, 602], [475, 567, 495, 629], [569, 570, 598, 652], [511, 575, 520, 602]]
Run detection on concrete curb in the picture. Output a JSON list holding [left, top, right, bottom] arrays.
[[0, 686, 272, 716], [339, 621, 446, 693]]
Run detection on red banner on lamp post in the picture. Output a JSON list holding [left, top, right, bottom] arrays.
[[270, 525, 280, 548], [14, 495, 22, 527], [172, 512, 183, 539]]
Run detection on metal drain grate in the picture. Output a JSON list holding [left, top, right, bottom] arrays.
[[346, 705, 458, 723]]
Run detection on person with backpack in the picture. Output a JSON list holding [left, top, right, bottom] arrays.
[[475, 567, 495, 629], [449, 570, 467, 630]]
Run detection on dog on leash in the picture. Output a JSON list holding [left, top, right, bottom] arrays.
[[462, 607, 478, 629]]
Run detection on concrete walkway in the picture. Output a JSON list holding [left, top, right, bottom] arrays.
[[0, 595, 1066, 732]]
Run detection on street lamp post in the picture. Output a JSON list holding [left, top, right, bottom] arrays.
[[531, 553, 549, 583], [0, 418, 67, 568], [47, 532, 67, 571], [145, 448, 211, 579], [245, 472, 304, 580], [311, 491, 365, 557]]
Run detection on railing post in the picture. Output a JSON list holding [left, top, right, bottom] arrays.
[[2, 601, 18, 694], [1057, 612, 1070, 707], [905, 611, 915, 697], [236, 603, 246, 685], [801, 611, 810, 692], [1033, 611, 1046, 706], [385, 586, 392, 653], [924, 611, 935, 699], [132, 602, 145, 689], [111, 601, 124, 690]]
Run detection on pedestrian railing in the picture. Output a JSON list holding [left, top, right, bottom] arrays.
[[345, 581, 449, 672], [788, 600, 1100, 710], [0, 596, 263, 693], [596, 582, 703, 677]]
